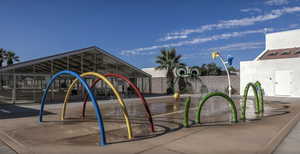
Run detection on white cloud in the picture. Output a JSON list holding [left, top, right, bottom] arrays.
[[265, 0, 289, 6], [240, 8, 262, 13], [182, 42, 265, 60], [159, 35, 188, 41], [182, 52, 209, 60], [276, 23, 300, 31], [160, 6, 300, 41], [208, 42, 265, 52], [121, 28, 273, 55]]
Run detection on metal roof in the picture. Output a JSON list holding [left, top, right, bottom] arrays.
[[0, 46, 151, 78]]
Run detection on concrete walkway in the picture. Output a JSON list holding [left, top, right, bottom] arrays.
[[1, 121, 299, 154], [273, 121, 300, 154], [0, 96, 299, 154]]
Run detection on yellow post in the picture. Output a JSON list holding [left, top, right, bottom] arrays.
[[173, 92, 180, 101]]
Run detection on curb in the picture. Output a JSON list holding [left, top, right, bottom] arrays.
[[261, 109, 300, 154], [0, 131, 31, 154]]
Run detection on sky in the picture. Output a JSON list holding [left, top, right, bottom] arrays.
[[1, 0, 300, 69]]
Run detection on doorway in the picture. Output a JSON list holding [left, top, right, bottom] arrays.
[[275, 70, 292, 96]]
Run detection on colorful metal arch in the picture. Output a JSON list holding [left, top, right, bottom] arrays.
[[195, 92, 238, 124], [61, 72, 133, 139], [255, 81, 264, 113], [80, 73, 154, 132], [39, 70, 107, 146], [241, 82, 260, 120]]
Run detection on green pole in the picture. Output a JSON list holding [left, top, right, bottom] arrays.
[[183, 96, 192, 127], [255, 81, 264, 113]]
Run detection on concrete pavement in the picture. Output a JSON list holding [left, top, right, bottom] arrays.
[[0, 96, 299, 154]]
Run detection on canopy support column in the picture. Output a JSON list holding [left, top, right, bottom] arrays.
[[67, 56, 70, 70], [12, 70, 16, 104], [33, 65, 36, 103], [81, 53, 84, 97], [149, 77, 152, 94], [51, 60, 54, 102]]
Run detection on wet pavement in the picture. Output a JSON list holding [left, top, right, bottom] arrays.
[[0, 95, 297, 154]]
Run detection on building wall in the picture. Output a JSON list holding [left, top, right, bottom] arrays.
[[266, 29, 300, 50], [240, 58, 300, 97], [142, 68, 166, 78], [151, 77, 168, 94], [151, 75, 240, 95]]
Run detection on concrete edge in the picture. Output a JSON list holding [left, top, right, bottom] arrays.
[[261, 110, 300, 154], [0, 131, 31, 154]]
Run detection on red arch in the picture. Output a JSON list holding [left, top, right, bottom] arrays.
[[82, 73, 155, 132]]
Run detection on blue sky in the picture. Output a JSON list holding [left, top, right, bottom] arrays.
[[1, 0, 300, 69]]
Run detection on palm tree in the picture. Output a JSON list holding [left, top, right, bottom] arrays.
[[6, 51, 20, 65], [155, 48, 184, 94], [0, 48, 6, 67]]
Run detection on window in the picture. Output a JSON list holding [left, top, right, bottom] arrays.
[[267, 52, 278, 56], [294, 50, 300, 55], [280, 50, 291, 55]]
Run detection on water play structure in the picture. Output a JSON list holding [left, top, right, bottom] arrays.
[[241, 81, 264, 120], [61, 73, 154, 132], [61, 72, 133, 139], [39, 67, 265, 146], [211, 51, 234, 97], [255, 81, 264, 112], [39, 70, 107, 146], [174, 65, 201, 79], [39, 70, 154, 146], [183, 96, 191, 127], [181, 81, 265, 127], [195, 92, 238, 124], [173, 62, 265, 127]]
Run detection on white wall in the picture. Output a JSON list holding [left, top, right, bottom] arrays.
[[240, 58, 300, 97], [266, 29, 300, 50], [142, 67, 166, 78]]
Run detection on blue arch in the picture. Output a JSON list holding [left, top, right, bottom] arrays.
[[39, 70, 106, 146]]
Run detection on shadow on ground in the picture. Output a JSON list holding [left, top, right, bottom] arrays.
[[0, 104, 52, 119]]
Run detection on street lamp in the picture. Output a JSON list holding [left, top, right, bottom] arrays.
[[211, 51, 234, 97]]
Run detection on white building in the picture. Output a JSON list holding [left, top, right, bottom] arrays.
[[142, 68, 166, 78], [240, 29, 300, 97]]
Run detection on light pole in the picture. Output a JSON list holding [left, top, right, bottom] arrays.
[[211, 51, 234, 97]]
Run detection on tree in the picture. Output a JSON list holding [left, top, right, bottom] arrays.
[[0, 48, 6, 67], [227, 66, 238, 75], [6, 51, 20, 65], [199, 64, 208, 76], [155, 48, 184, 94], [206, 63, 222, 76]]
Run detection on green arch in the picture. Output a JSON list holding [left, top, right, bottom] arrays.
[[183, 97, 192, 128], [255, 81, 264, 113], [241, 82, 260, 120], [195, 92, 238, 124]]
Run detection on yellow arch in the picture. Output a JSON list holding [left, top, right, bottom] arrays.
[[61, 72, 133, 139]]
